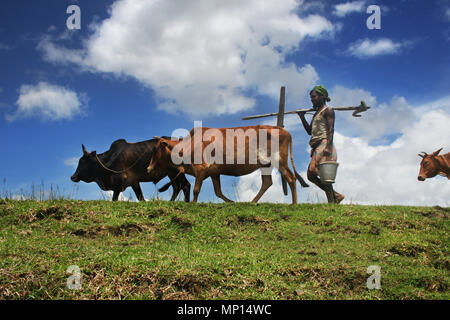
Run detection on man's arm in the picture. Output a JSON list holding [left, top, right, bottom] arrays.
[[297, 112, 312, 135]]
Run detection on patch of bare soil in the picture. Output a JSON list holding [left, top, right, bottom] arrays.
[[148, 208, 171, 218], [155, 273, 220, 300], [415, 207, 449, 220], [431, 258, 450, 270], [380, 219, 417, 230], [424, 277, 448, 292], [170, 216, 193, 232], [317, 225, 361, 234], [409, 276, 449, 293], [72, 222, 156, 238], [237, 215, 270, 225], [33, 206, 73, 221], [0, 268, 63, 299], [388, 245, 427, 257], [280, 266, 367, 293], [225, 215, 272, 232]]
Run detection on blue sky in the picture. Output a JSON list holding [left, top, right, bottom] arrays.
[[1, 0, 449, 205]]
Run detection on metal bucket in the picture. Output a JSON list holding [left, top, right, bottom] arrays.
[[319, 161, 339, 184]]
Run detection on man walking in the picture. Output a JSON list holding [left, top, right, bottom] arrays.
[[297, 85, 344, 204]]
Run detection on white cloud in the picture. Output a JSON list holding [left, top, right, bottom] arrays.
[[6, 82, 86, 122], [330, 85, 377, 108], [346, 38, 407, 58], [64, 157, 79, 168], [446, 8, 450, 21], [333, 1, 367, 17], [37, 36, 85, 66], [330, 86, 418, 143], [38, 0, 336, 117], [413, 95, 450, 116]]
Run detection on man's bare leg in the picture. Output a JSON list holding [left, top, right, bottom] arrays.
[[307, 170, 343, 203]]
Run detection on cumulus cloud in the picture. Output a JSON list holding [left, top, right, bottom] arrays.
[[329, 86, 418, 143], [346, 38, 408, 58], [6, 82, 86, 122], [330, 85, 377, 108], [333, 1, 367, 17], [38, 0, 336, 117]]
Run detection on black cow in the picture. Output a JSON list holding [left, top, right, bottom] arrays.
[[70, 138, 190, 201]]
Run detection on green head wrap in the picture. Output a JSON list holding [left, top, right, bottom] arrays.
[[312, 85, 331, 102]]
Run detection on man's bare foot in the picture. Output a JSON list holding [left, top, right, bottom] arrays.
[[334, 192, 344, 204]]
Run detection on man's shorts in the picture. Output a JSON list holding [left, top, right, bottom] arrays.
[[309, 139, 337, 173]]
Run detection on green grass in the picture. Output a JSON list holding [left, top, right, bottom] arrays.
[[0, 199, 448, 300]]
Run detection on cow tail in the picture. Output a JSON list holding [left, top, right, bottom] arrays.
[[157, 181, 172, 193], [289, 134, 309, 188]]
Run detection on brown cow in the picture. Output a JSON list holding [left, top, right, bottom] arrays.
[[418, 148, 450, 181], [146, 125, 309, 204]]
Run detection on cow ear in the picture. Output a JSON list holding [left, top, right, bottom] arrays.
[[82, 144, 89, 156], [432, 148, 443, 156], [157, 137, 169, 148], [91, 150, 97, 157]]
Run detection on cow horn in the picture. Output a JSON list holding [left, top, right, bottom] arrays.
[[432, 148, 443, 156], [82, 144, 88, 156], [418, 151, 427, 158], [153, 136, 161, 140]]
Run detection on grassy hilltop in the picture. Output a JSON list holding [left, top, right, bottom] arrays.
[[0, 199, 448, 300]]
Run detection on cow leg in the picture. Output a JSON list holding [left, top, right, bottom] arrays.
[[181, 178, 191, 202], [169, 182, 181, 201], [211, 175, 233, 202], [251, 173, 273, 203], [173, 174, 191, 202], [112, 190, 120, 201], [132, 184, 145, 201], [278, 167, 297, 204], [192, 175, 206, 203]]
